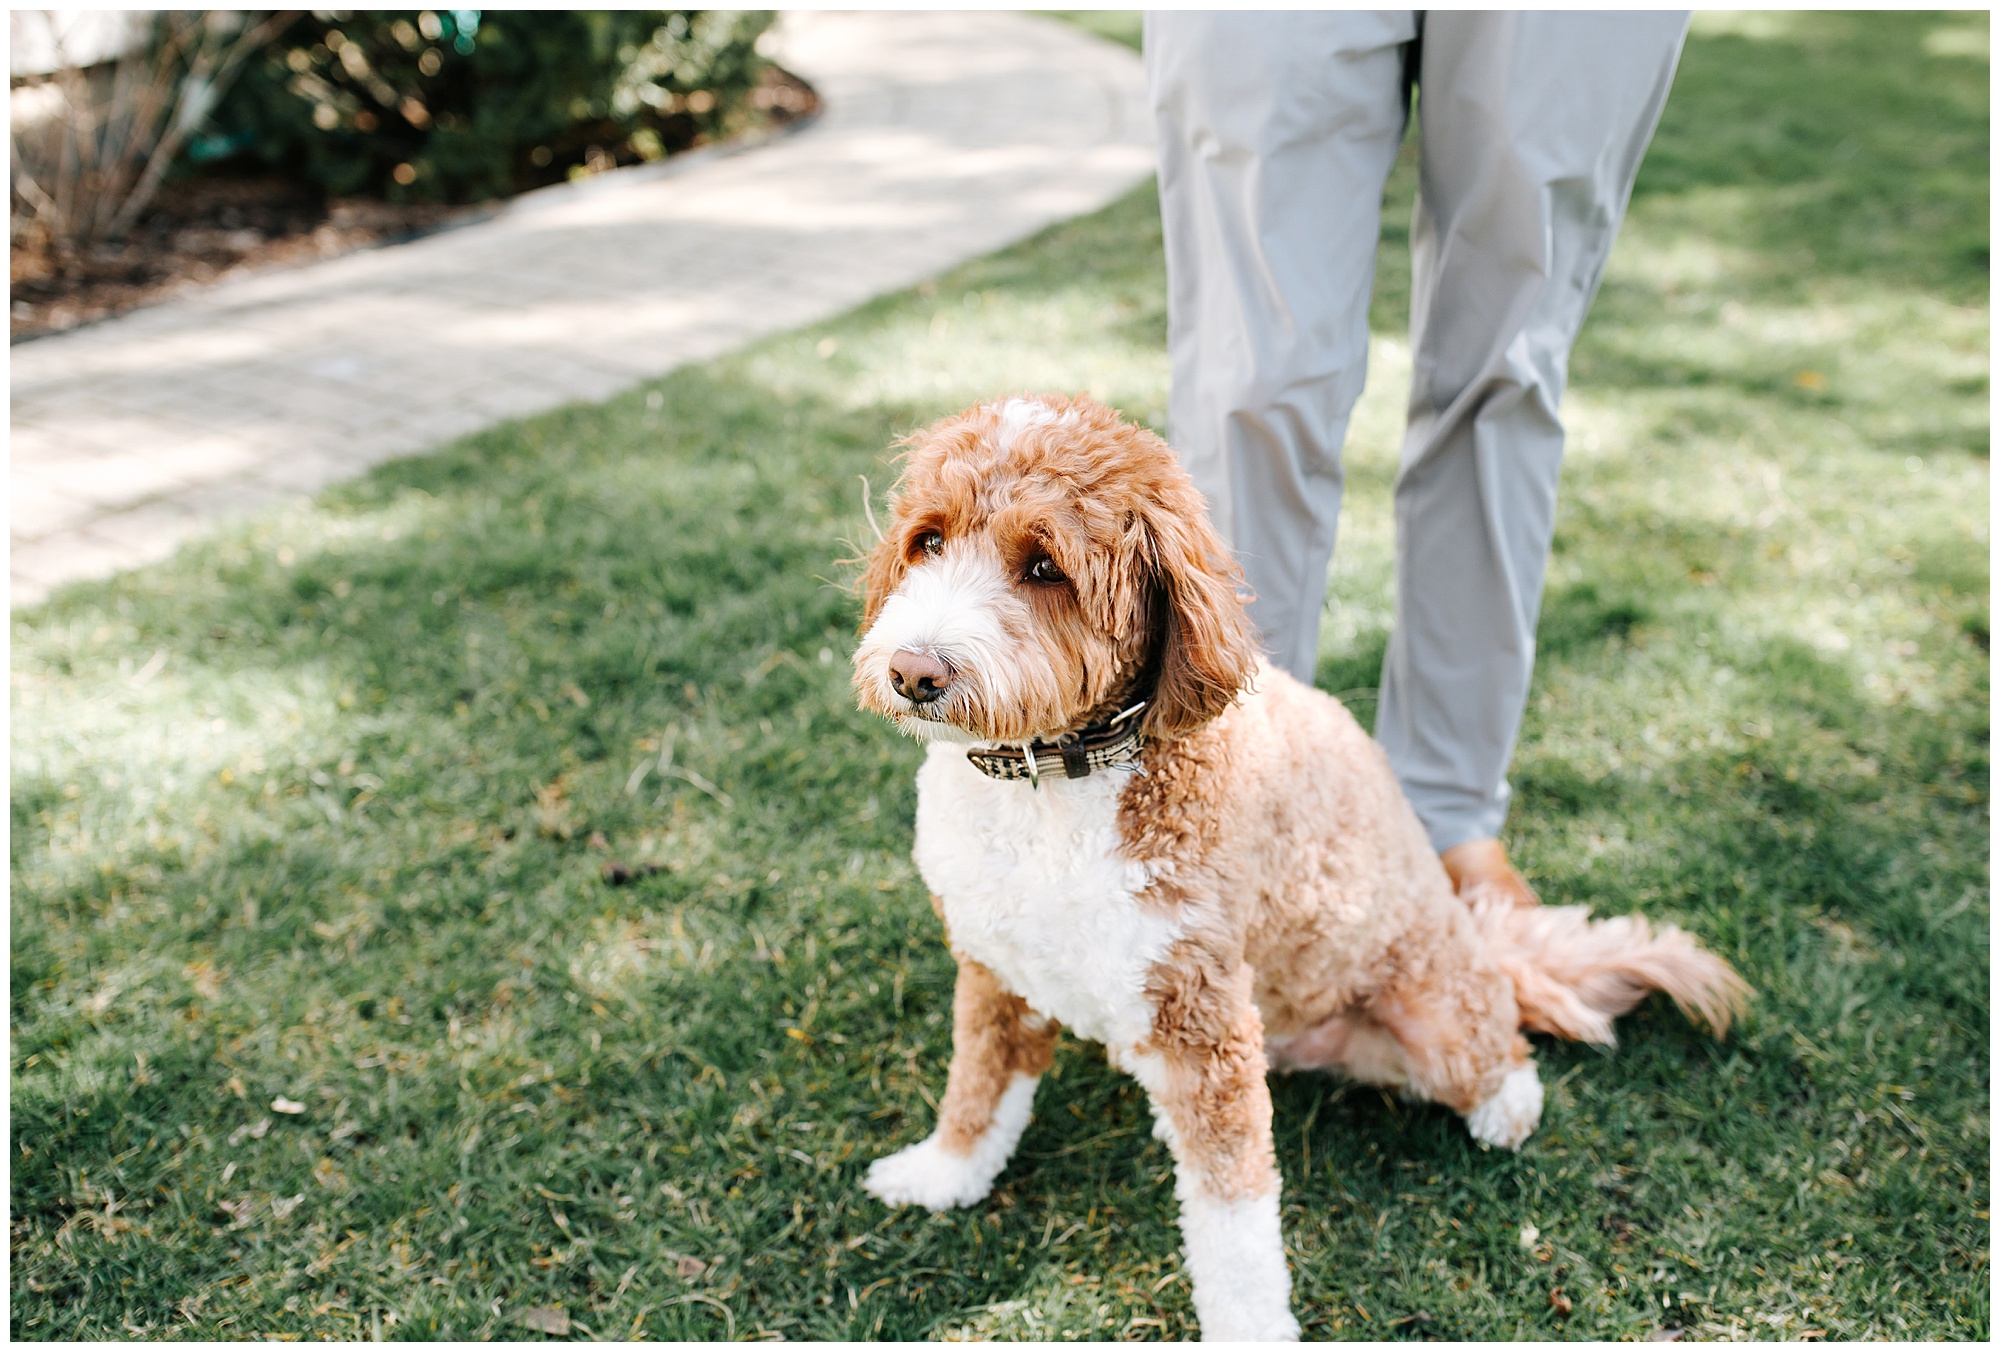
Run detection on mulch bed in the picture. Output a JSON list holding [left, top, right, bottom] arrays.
[[9, 66, 817, 343]]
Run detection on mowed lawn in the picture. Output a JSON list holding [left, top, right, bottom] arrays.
[[10, 11, 1987, 1341]]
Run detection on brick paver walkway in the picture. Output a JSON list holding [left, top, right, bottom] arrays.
[[9, 11, 1153, 606]]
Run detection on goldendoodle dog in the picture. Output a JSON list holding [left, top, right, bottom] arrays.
[[850, 394, 1748, 1340]]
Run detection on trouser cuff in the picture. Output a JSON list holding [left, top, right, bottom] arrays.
[[1401, 791, 1511, 856]]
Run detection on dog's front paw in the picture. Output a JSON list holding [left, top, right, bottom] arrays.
[[1465, 1063, 1544, 1150], [1201, 1308, 1301, 1342], [1180, 1189, 1301, 1341], [862, 1136, 997, 1212]]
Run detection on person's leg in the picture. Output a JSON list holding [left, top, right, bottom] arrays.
[[1377, 11, 1689, 858], [1146, 10, 1416, 682]]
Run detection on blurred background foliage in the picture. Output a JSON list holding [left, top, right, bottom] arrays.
[[9, 11, 299, 252], [10, 9, 808, 339], [202, 9, 776, 202]]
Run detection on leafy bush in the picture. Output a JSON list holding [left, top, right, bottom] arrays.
[[204, 10, 775, 203]]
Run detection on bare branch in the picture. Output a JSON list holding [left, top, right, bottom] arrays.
[[107, 11, 302, 241], [11, 10, 302, 249]]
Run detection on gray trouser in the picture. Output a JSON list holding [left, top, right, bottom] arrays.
[[1146, 9, 1687, 851]]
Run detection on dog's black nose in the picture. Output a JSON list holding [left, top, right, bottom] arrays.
[[889, 649, 954, 704]]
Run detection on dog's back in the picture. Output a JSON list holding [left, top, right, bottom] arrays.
[[1204, 661, 1747, 1067]]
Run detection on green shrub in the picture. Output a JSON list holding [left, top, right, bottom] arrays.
[[205, 10, 774, 203]]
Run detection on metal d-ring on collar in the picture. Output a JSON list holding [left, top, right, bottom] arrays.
[[964, 699, 1148, 786]]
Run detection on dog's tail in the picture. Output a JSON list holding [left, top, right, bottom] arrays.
[[1468, 890, 1751, 1046]]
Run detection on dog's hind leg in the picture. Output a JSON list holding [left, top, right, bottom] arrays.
[[864, 955, 1057, 1212], [1368, 954, 1544, 1151], [1274, 994, 1543, 1151], [1128, 954, 1300, 1342]]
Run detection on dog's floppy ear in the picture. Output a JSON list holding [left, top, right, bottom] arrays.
[[1141, 490, 1259, 740], [855, 523, 904, 634]]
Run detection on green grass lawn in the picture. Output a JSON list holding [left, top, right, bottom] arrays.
[[11, 10, 1988, 1341]]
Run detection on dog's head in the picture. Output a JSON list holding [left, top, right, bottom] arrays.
[[852, 395, 1258, 747]]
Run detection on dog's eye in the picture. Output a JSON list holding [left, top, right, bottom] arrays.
[[913, 530, 944, 558], [1025, 556, 1066, 585]]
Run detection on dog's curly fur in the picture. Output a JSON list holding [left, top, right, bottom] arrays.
[[851, 395, 1750, 1340]]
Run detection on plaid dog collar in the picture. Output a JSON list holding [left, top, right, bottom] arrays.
[[964, 700, 1147, 786]]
